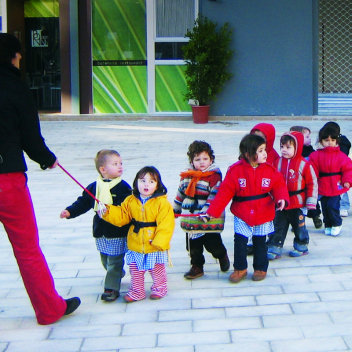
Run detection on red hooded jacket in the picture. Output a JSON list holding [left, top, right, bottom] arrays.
[[207, 159, 289, 226], [309, 145, 352, 197], [273, 131, 318, 210], [251, 123, 280, 164]]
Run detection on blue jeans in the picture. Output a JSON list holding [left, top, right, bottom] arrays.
[[320, 195, 342, 227], [100, 253, 125, 292], [234, 233, 268, 272], [267, 208, 309, 255], [340, 192, 350, 211]]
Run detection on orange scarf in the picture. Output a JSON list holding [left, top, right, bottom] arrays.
[[180, 170, 216, 197]]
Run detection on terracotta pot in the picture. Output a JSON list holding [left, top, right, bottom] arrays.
[[191, 105, 210, 124]]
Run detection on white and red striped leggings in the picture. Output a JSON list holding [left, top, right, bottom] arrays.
[[127, 262, 168, 300]]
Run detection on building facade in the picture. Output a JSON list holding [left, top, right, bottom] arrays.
[[1, 0, 351, 116]]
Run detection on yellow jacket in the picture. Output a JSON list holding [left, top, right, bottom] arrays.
[[102, 193, 175, 254]]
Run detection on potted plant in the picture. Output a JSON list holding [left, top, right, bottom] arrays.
[[182, 15, 233, 124]]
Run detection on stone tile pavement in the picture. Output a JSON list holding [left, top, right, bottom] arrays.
[[1, 118, 352, 352]]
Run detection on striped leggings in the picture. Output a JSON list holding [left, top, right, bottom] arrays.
[[126, 262, 168, 300]]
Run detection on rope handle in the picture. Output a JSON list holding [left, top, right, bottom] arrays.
[[58, 163, 101, 204], [174, 213, 209, 218]]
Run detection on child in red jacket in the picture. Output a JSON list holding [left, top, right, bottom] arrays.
[[250, 123, 280, 164], [267, 131, 318, 259], [207, 134, 289, 283], [247, 123, 280, 255], [309, 122, 352, 236]]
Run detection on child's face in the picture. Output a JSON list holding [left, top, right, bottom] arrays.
[[280, 142, 295, 159], [192, 151, 213, 171], [321, 136, 337, 148], [138, 172, 158, 197], [253, 130, 266, 141], [253, 143, 267, 165], [99, 155, 123, 179], [302, 130, 311, 146]]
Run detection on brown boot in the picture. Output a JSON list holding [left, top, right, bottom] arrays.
[[252, 270, 267, 281], [184, 265, 204, 279], [229, 269, 247, 283]]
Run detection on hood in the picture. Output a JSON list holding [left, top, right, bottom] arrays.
[[250, 123, 276, 152], [282, 131, 303, 159]]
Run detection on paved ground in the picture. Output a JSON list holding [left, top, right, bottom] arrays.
[[1, 119, 352, 352]]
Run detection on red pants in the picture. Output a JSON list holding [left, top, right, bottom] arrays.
[[0, 173, 66, 324], [127, 262, 168, 300]]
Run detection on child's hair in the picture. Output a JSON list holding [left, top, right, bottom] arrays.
[[280, 134, 296, 148], [239, 134, 266, 163], [318, 121, 340, 144], [132, 166, 167, 196], [290, 126, 311, 134], [94, 150, 120, 175], [250, 129, 266, 140], [187, 140, 215, 163]]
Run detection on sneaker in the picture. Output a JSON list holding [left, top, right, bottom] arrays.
[[184, 265, 204, 279], [252, 270, 267, 281], [330, 226, 342, 236], [150, 294, 163, 300], [289, 249, 309, 257], [219, 253, 230, 272], [340, 209, 348, 217], [64, 297, 81, 316], [325, 228, 332, 236], [229, 269, 247, 283], [313, 216, 323, 229], [101, 289, 119, 302], [267, 252, 281, 260]]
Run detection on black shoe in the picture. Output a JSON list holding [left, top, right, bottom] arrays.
[[184, 265, 204, 279], [101, 289, 120, 302], [219, 253, 230, 272], [313, 216, 323, 229], [64, 297, 81, 316], [247, 245, 254, 255]]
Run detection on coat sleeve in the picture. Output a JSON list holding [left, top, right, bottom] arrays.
[[151, 199, 175, 251], [207, 167, 238, 218], [103, 197, 133, 227], [270, 171, 290, 206], [341, 154, 352, 186], [66, 183, 95, 218], [173, 178, 185, 214], [18, 84, 56, 169], [303, 163, 318, 209]]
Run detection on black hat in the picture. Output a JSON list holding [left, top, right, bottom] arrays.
[[0, 33, 22, 64]]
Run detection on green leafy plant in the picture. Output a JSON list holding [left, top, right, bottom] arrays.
[[182, 15, 234, 106]]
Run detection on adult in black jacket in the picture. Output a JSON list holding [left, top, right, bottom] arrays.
[[0, 33, 80, 325]]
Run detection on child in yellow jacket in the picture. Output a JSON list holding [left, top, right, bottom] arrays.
[[101, 166, 175, 302]]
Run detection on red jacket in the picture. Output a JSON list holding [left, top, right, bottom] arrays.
[[251, 123, 280, 164], [207, 159, 289, 226], [273, 131, 318, 210], [309, 146, 352, 197]]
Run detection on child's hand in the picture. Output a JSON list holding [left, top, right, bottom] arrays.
[[276, 199, 285, 211], [60, 210, 70, 218], [97, 203, 108, 218], [344, 182, 350, 189], [198, 214, 210, 223]]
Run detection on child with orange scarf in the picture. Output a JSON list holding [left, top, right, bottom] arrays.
[[174, 141, 229, 279]]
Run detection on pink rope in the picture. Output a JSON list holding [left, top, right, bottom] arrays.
[[174, 214, 204, 218], [58, 163, 101, 203]]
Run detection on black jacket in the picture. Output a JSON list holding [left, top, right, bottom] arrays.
[[0, 63, 56, 173], [66, 180, 132, 238]]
